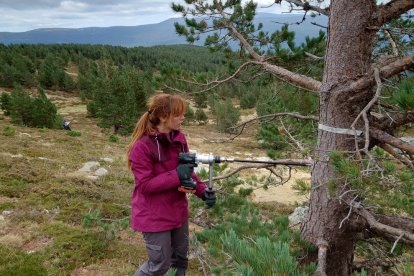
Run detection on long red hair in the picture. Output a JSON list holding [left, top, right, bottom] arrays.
[[127, 94, 186, 168]]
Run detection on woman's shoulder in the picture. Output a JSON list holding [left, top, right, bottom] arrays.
[[132, 135, 152, 151], [174, 130, 187, 144]]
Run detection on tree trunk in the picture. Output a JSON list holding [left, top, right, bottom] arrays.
[[301, 0, 378, 275]]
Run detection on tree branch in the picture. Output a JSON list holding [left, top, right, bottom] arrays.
[[305, 51, 324, 61], [259, 61, 322, 92], [375, 111, 414, 131], [370, 128, 414, 155], [179, 60, 258, 94], [284, 0, 330, 16], [379, 143, 414, 170], [383, 30, 399, 57], [347, 53, 414, 93], [202, 161, 311, 183], [227, 112, 318, 139], [358, 208, 414, 246], [374, 214, 414, 233], [378, 0, 414, 26], [351, 68, 382, 156], [214, 1, 323, 92], [279, 117, 305, 151]]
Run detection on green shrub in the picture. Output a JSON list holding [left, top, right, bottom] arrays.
[[109, 133, 119, 142], [0, 245, 47, 276], [0, 92, 12, 115], [393, 79, 414, 111], [87, 101, 99, 117], [0, 178, 28, 197], [30, 87, 58, 128], [3, 126, 16, 136], [3, 85, 61, 129], [240, 90, 257, 109], [184, 106, 195, 124], [67, 130, 81, 137], [194, 91, 208, 108], [238, 187, 253, 197], [214, 98, 240, 132], [195, 108, 208, 124]]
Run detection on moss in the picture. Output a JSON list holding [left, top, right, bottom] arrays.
[[41, 222, 110, 273], [0, 202, 15, 212], [0, 244, 47, 276], [0, 178, 28, 198]]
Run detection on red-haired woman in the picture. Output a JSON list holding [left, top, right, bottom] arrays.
[[127, 94, 216, 276]]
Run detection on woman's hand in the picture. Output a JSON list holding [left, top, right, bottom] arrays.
[[176, 163, 196, 181], [203, 189, 216, 208]]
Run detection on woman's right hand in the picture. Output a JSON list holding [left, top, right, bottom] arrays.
[[176, 163, 195, 181]]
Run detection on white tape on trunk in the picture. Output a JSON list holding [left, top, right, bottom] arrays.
[[318, 123, 363, 136]]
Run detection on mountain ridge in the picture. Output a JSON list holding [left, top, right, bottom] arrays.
[[0, 13, 327, 47]]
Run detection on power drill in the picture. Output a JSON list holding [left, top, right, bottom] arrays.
[[177, 152, 311, 193], [177, 152, 223, 193]]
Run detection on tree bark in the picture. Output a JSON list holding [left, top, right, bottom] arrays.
[[301, 0, 378, 275]]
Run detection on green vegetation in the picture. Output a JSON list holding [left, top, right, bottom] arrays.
[[1, 86, 61, 129], [66, 130, 81, 137], [2, 125, 16, 136], [0, 245, 47, 276]]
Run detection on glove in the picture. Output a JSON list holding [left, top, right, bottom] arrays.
[[180, 179, 197, 190], [203, 189, 216, 208], [176, 163, 195, 181]]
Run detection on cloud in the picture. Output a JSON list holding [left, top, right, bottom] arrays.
[[0, 0, 327, 32], [0, 0, 179, 31]]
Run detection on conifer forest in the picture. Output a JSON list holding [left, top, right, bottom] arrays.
[[0, 1, 413, 275]]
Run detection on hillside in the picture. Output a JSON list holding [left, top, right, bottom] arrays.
[[0, 13, 327, 47], [0, 87, 308, 275]]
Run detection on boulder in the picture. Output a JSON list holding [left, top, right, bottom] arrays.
[[288, 206, 309, 226]]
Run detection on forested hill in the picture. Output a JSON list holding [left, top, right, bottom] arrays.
[[0, 13, 327, 47]]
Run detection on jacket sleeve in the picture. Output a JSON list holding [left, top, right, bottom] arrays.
[[130, 141, 181, 195], [193, 173, 207, 199]]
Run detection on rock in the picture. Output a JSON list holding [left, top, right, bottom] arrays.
[[288, 206, 309, 226], [100, 157, 114, 163], [19, 132, 32, 138], [2, 210, 13, 216], [11, 154, 23, 158], [38, 157, 53, 161], [86, 175, 99, 181], [94, 168, 108, 177], [78, 161, 100, 173]]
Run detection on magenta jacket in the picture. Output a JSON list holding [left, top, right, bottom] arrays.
[[129, 130, 206, 232]]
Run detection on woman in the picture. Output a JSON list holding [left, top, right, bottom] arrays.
[[127, 94, 216, 276]]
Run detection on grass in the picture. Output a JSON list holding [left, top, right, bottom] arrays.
[[0, 107, 145, 275]]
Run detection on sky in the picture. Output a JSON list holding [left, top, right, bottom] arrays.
[[0, 0, 314, 32]]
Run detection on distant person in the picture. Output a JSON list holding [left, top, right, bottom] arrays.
[[63, 120, 71, 131], [127, 94, 216, 276]]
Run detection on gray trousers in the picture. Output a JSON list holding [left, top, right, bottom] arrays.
[[135, 220, 189, 276]]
